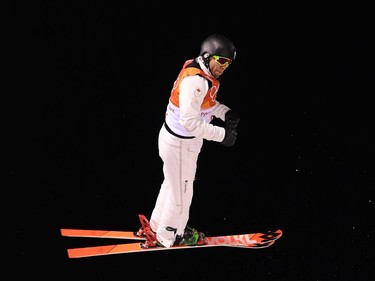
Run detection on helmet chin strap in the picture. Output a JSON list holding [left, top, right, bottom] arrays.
[[200, 54, 218, 78], [203, 55, 213, 75], [202, 53, 211, 68]]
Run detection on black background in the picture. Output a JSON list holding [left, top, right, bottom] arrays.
[[8, 2, 374, 281]]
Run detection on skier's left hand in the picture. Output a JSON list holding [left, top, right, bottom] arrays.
[[225, 110, 240, 129]]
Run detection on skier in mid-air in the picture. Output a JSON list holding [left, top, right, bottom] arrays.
[[135, 34, 240, 248]]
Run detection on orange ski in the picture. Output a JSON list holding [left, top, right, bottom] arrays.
[[61, 228, 282, 243], [66, 239, 276, 258]]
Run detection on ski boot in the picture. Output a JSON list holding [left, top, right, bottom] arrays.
[[173, 225, 208, 246]]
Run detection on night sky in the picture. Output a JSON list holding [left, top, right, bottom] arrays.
[[8, 3, 374, 281]]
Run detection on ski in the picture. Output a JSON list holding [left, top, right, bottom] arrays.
[[62, 229, 282, 258], [61, 228, 282, 243], [66, 237, 276, 258]]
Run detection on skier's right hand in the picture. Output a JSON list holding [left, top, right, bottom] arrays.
[[221, 127, 237, 147]]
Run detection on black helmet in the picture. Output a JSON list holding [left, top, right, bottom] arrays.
[[200, 34, 236, 61]]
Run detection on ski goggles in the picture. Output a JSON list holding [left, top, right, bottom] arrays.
[[212, 55, 232, 67]]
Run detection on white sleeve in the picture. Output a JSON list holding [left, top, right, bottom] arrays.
[[212, 100, 231, 122], [178, 76, 226, 142]]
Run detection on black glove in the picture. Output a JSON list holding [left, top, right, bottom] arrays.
[[225, 110, 240, 129], [221, 127, 237, 147]]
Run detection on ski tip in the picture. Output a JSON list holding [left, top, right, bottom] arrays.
[[267, 229, 283, 240], [241, 239, 276, 249]]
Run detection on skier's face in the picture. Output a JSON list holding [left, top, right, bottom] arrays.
[[209, 56, 231, 78]]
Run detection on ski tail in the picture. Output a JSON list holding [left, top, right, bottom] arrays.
[[60, 229, 145, 240]]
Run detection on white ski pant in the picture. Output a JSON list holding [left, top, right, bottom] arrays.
[[150, 123, 203, 247]]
